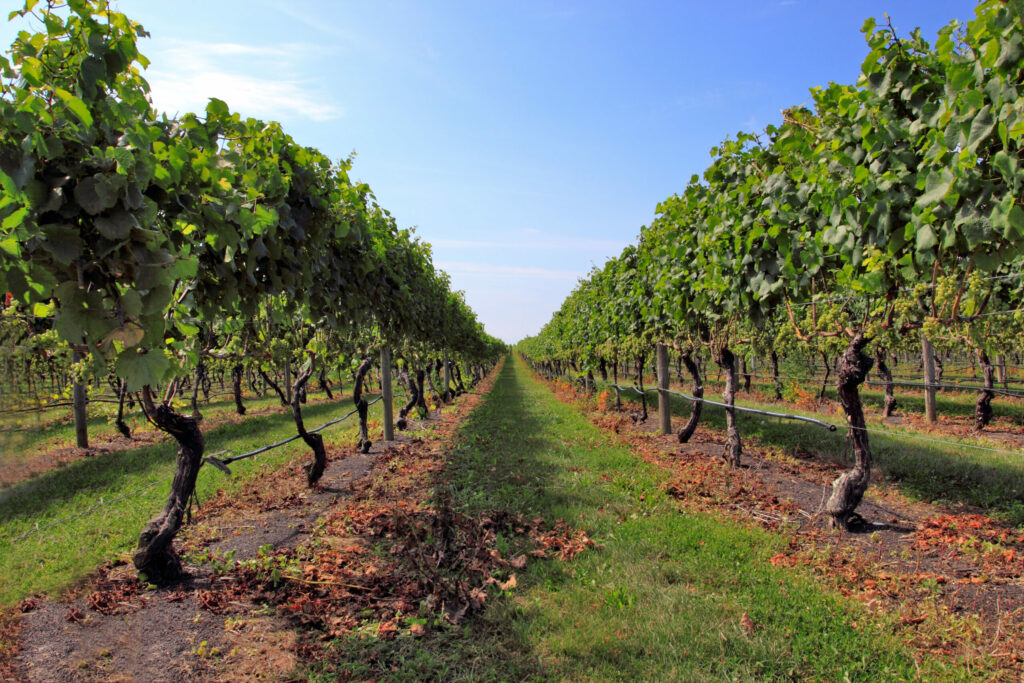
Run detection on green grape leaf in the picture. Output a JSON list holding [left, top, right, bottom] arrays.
[[54, 88, 93, 126], [915, 225, 938, 252], [74, 174, 123, 215], [115, 349, 170, 391], [95, 209, 137, 240]]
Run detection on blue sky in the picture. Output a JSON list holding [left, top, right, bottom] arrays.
[[5, 1, 977, 342]]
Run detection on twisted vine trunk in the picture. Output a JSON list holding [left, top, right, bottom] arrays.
[[975, 349, 995, 431], [452, 361, 467, 395], [396, 366, 419, 430], [292, 365, 328, 486], [115, 377, 131, 439], [231, 363, 246, 415], [677, 350, 703, 444], [317, 368, 333, 401], [599, 357, 608, 382], [258, 367, 288, 406], [874, 349, 896, 417], [716, 346, 741, 467], [415, 368, 429, 416], [770, 350, 783, 400], [189, 359, 204, 420], [818, 351, 831, 401], [247, 367, 262, 397], [612, 351, 621, 411], [353, 356, 373, 454], [425, 359, 441, 405], [133, 385, 204, 585], [635, 353, 648, 422], [826, 334, 874, 530]]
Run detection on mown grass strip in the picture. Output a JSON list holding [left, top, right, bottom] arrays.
[[317, 356, 960, 681], [0, 393, 401, 607]]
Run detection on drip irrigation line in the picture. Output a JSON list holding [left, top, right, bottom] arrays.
[[205, 395, 383, 473], [687, 371, 1024, 399], [6, 394, 390, 543], [659, 387, 837, 431], [607, 381, 1024, 458], [610, 383, 837, 431], [0, 397, 122, 415]]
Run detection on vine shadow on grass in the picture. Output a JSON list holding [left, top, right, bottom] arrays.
[[0, 398, 367, 527]]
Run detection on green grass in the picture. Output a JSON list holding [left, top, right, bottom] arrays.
[[308, 355, 961, 681], [0, 386, 333, 464], [606, 379, 1024, 526], [0, 392, 400, 607]]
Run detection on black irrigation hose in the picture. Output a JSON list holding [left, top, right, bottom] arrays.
[[609, 383, 836, 431], [0, 397, 122, 415], [600, 381, 1024, 457], [205, 395, 384, 474], [6, 395, 391, 543], [692, 372, 1024, 400]]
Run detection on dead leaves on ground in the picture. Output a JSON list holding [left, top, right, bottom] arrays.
[[74, 361, 596, 675]]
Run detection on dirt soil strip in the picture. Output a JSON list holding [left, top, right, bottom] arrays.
[[6, 391, 471, 683], [550, 378, 1024, 673]]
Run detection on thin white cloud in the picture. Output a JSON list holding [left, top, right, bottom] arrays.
[[145, 39, 343, 122], [432, 236, 628, 252], [437, 261, 583, 281]]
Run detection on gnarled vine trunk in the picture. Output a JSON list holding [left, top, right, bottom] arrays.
[[975, 349, 995, 431], [231, 362, 246, 415], [818, 351, 831, 401], [396, 365, 419, 431], [353, 356, 373, 454], [716, 346, 741, 466], [452, 361, 467, 395], [874, 349, 896, 417], [677, 350, 703, 443], [133, 386, 204, 585], [599, 357, 608, 382], [115, 377, 131, 439], [612, 351, 621, 411], [189, 359, 204, 421], [258, 367, 288, 406], [292, 365, 328, 486], [634, 353, 648, 422], [770, 350, 782, 400], [425, 359, 441, 405], [826, 334, 874, 530], [415, 368, 429, 416]]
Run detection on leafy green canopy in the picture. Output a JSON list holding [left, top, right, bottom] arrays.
[[523, 0, 1024, 366], [0, 0, 501, 391]]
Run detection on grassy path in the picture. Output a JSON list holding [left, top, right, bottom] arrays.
[[327, 355, 960, 681]]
